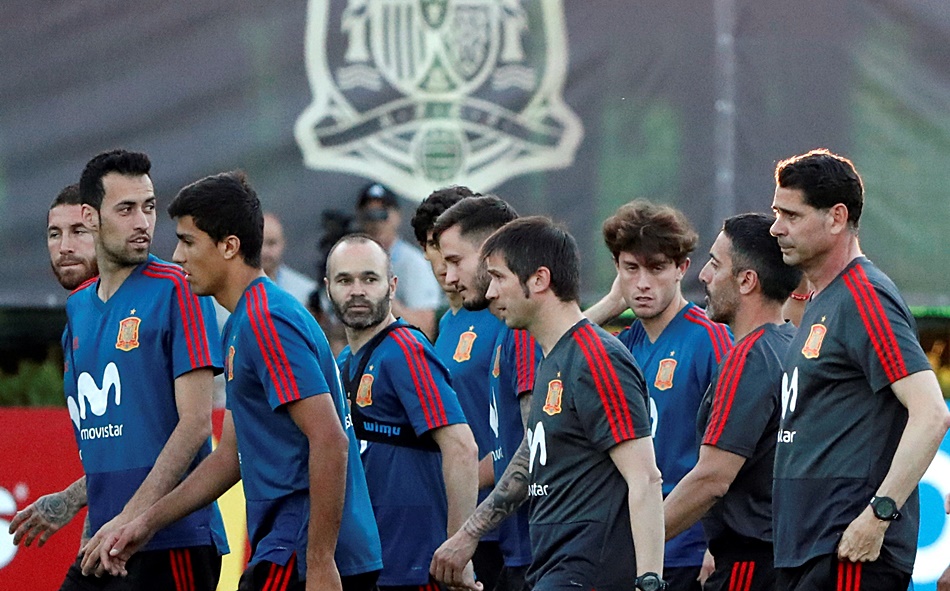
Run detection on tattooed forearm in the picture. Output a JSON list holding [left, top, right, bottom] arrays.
[[461, 437, 530, 539], [35, 477, 87, 527]]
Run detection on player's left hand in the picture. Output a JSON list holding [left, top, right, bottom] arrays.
[[836, 506, 888, 562], [430, 530, 481, 589], [698, 549, 715, 586]]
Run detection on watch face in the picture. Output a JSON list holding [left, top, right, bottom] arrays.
[[638, 575, 661, 591], [873, 496, 897, 519]]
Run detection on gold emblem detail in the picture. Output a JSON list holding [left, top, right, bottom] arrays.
[[654, 358, 677, 391], [802, 324, 827, 359], [356, 374, 374, 407], [543, 379, 563, 416], [116, 317, 141, 351], [453, 330, 477, 362]]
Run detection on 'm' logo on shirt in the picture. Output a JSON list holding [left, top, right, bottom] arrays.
[[543, 379, 563, 416], [654, 358, 677, 391], [801, 324, 827, 359], [453, 329, 477, 362], [356, 374, 374, 407], [115, 316, 141, 352]]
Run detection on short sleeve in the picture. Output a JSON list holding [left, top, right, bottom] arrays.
[[244, 291, 330, 411], [840, 266, 931, 392], [571, 325, 651, 452], [385, 326, 467, 436], [168, 275, 222, 377], [702, 333, 776, 457], [504, 329, 539, 397]]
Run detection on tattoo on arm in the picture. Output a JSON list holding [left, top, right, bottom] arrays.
[[461, 437, 530, 539], [35, 477, 86, 528]]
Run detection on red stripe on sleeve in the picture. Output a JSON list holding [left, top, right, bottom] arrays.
[[574, 325, 636, 442], [391, 327, 450, 429], [685, 308, 733, 363], [704, 330, 762, 446], [256, 286, 302, 402], [152, 262, 214, 368], [516, 330, 537, 394], [143, 267, 198, 368], [844, 266, 908, 383], [247, 285, 296, 405]]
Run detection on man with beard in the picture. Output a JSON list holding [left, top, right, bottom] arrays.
[[8, 184, 100, 552], [429, 195, 539, 591], [326, 234, 479, 591], [663, 213, 802, 591], [769, 149, 949, 590], [63, 149, 228, 590], [95, 171, 383, 591], [586, 201, 732, 591]]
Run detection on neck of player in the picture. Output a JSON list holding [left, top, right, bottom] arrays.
[[804, 235, 863, 296], [531, 300, 585, 356], [732, 299, 786, 342], [217, 266, 268, 313], [640, 294, 688, 343], [347, 313, 398, 354]]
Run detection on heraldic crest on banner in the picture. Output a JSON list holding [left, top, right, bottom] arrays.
[[295, 0, 583, 200]]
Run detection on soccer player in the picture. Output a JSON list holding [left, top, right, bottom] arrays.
[[326, 234, 479, 591], [663, 213, 802, 591], [769, 149, 950, 590], [9, 184, 100, 550], [439, 216, 667, 591], [97, 170, 383, 591], [586, 200, 732, 590], [412, 188, 508, 589], [64, 149, 227, 589], [430, 195, 539, 591]]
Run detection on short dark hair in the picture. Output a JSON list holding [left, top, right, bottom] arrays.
[[79, 149, 152, 210], [722, 213, 803, 303], [168, 170, 263, 268], [481, 216, 579, 303], [432, 194, 519, 245], [325, 233, 393, 279], [602, 200, 698, 265], [50, 183, 81, 210], [410, 186, 477, 247], [775, 149, 864, 228]]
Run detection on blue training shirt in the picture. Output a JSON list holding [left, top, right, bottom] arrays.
[[338, 319, 468, 586], [617, 303, 732, 568], [64, 255, 227, 553], [224, 277, 382, 579]]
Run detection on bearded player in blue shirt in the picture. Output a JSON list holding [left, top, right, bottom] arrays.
[[96, 171, 383, 591]]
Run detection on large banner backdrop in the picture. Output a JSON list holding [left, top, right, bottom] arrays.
[[2, 0, 949, 307]]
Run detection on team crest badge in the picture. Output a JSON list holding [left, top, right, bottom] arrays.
[[356, 373, 374, 407], [453, 329, 477, 362], [801, 324, 827, 359], [295, 0, 583, 200], [543, 379, 563, 416], [227, 346, 236, 381], [115, 316, 141, 352], [492, 345, 501, 378], [654, 358, 677, 391]]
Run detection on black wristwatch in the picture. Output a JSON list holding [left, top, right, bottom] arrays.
[[635, 572, 668, 591], [869, 495, 901, 521]]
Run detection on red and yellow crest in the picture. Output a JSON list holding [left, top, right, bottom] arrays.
[[116, 316, 141, 352], [801, 324, 827, 359], [492, 346, 501, 378], [227, 346, 236, 381], [543, 379, 563, 416], [356, 374, 374, 407], [453, 330, 477, 362], [654, 358, 677, 391]]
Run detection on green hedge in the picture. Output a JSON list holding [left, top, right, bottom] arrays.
[[0, 358, 65, 407]]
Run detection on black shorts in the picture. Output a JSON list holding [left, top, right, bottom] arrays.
[[705, 539, 775, 591], [238, 557, 380, 591], [776, 554, 911, 591], [379, 580, 442, 591], [662, 565, 702, 591], [59, 546, 220, 591], [493, 564, 529, 591], [472, 540, 504, 591]]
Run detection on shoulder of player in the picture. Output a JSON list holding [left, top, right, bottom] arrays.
[[719, 327, 768, 374], [837, 260, 907, 315], [139, 259, 195, 294], [682, 304, 733, 354], [380, 324, 437, 359], [567, 322, 636, 369], [66, 275, 99, 302]]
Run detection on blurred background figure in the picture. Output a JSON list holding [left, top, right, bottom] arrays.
[[262, 212, 318, 306], [356, 183, 442, 339]]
